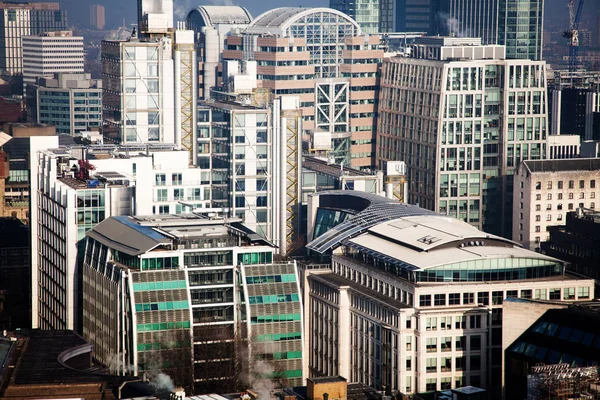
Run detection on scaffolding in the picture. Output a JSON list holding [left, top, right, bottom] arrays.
[[174, 28, 197, 165], [528, 364, 600, 399], [284, 108, 301, 255]]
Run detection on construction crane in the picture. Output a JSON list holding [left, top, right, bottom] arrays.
[[563, 0, 585, 71]]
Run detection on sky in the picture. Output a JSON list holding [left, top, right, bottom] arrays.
[[40, 0, 598, 31]]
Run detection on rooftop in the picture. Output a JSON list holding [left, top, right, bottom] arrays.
[[247, 7, 360, 36], [188, 5, 252, 28], [303, 156, 373, 178], [523, 158, 600, 173]]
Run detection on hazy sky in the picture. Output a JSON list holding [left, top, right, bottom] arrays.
[[48, 0, 599, 30]]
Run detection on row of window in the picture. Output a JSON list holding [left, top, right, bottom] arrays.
[[136, 321, 191, 332], [134, 300, 190, 312], [133, 280, 187, 292], [248, 294, 300, 305], [425, 335, 480, 353], [255, 332, 302, 342], [250, 314, 301, 324], [534, 179, 596, 190], [257, 351, 302, 360], [533, 192, 596, 201], [245, 274, 297, 285], [137, 340, 189, 352]]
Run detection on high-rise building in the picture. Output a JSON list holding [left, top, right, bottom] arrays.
[[497, 0, 543, 60], [30, 142, 211, 330], [197, 65, 303, 254], [329, 0, 380, 34], [0, 2, 67, 75], [25, 73, 102, 136], [83, 214, 304, 393], [90, 4, 105, 30], [513, 159, 600, 251], [377, 37, 548, 237], [22, 31, 84, 94], [221, 7, 382, 169], [303, 191, 594, 396]]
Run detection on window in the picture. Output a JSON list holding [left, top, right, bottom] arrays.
[[440, 316, 452, 330], [558, 193, 563, 200], [580, 180, 585, 189], [426, 338, 437, 352], [557, 214, 563, 221], [546, 214, 552, 221], [535, 226, 541, 232], [470, 315, 481, 329], [406, 336, 412, 351], [546, 204, 552, 210], [426, 358, 437, 373], [536, 215, 541, 222], [534, 289, 546, 299], [426, 378, 437, 391], [463, 293, 474, 304], [592, 202, 596, 209], [470, 335, 481, 351], [455, 316, 466, 329], [441, 337, 452, 352], [557, 204, 563, 210], [547, 193, 552, 200], [434, 294, 446, 306], [547, 182, 553, 189], [456, 336, 466, 350], [156, 189, 167, 201], [592, 192, 596, 199], [569, 180, 574, 189], [558, 181, 563, 189], [441, 357, 452, 372], [563, 287, 575, 300], [441, 377, 451, 390], [155, 174, 166, 186], [406, 356, 411, 371], [173, 189, 183, 200], [521, 290, 532, 299], [492, 291, 503, 305], [172, 173, 182, 185], [536, 205, 541, 211], [591, 180, 596, 189], [470, 355, 481, 370], [536, 194, 541, 201], [549, 288, 561, 300], [406, 319, 411, 329], [569, 203, 574, 210], [449, 293, 460, 305], [577, 287, 590, 299], [507, 290, 518, 298], [420, 295, 431, 307], [579, 192, 585, 199], [456, 356, 466, 371], [569, 193, 574, 199], [535, 182, 541, 190], [477, 292, 489, 305], [426, 317, 437, 331]]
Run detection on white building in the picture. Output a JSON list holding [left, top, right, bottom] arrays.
[[547, 134, 580, 159], [303, 191, 594, 396], [377, 36, 549, 237], [30, 142, 210, 330], [21, 31, 84, 95], [513, 159, 600, 251]]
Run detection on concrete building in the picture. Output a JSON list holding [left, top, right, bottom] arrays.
[[303, 191, 594, 396], [30, 141, 210, 331], [185, 6, 253, 100], [377, 37, 548, 237], [197, 73, 302, 255], [221, 7, 383, 169], [83, 214, 304, 393], [0, 2, 68, 75], [90, 4, 105, 30], [26, 73, 102, 136], [21, 31, 84, 95], [547, 134, 580, 159], [542, 208, 600, 293], [513, 159, 600, 251]]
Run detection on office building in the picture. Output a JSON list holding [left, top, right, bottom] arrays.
[[102, 0, 197, 162], [377, 37, 548, 237], [0, 2, 67, 75], [221, 7, 383, 169], [513, 159, 600, 251], [329, 0, 380, 34], [83, 214, 304, 393], [547, 134, 580, 159], [303, 191, 594, 396], [581, 140, 600, 158], [497, 0, 544, 60], [22, 31, 84, 95], [197, 69, 302, 254], [30, 141, 210, 331], [26, 73, 101, 136], [90, 4, 105, 30], [185, 6, 252, 100], [542, 208, 600, 292]]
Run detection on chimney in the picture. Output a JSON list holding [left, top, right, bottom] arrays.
[[170, 388, 186, 400]]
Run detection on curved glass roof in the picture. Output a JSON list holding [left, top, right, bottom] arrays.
[[246, 7, 361, 78], [306, 191, 437, 254], [186, 5, 252, 31]]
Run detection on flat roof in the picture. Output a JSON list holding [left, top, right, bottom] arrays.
[[523, 158, 600, 173], [303, 156, 373, 178]]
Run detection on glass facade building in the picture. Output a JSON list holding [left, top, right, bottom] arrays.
[[498, 0, 544, 60]]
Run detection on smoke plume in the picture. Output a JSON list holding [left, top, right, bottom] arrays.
[[150, 372, 176, 392]]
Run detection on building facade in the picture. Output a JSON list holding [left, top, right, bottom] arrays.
[[83, 214, 304, 393], [0, 2, 67, 75], [90, 4, 105, 30], [377, 37, 548, 237], [30, 142, 210, 331], [26, 73, 102, 136], [221, 7, 383, 169], [22, 31, 84, 94], [497, 0, 543, 60], [513, 159, 600, 251], [303, 191, 594, 396]]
